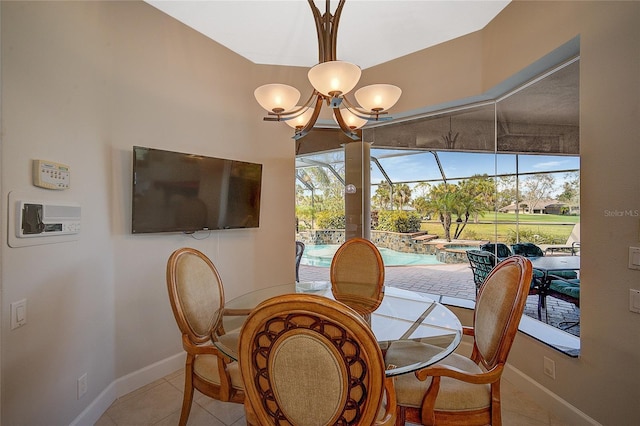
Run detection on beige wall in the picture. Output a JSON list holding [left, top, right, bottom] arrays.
[[369, 2, 639, 424], [1, 1, 295, 424], [1, 1, 639, 425]]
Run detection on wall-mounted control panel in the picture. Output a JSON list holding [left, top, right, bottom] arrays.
[[33, 159, 70, 190], [8, 191, 81, 248], [16, 201, 81, 238]]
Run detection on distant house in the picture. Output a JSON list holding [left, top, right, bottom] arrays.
[[499, 199, 578, 215]]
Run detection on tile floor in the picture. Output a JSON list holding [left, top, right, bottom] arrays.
[[95, 262, 575, 425], [95, 368, 569, 426]]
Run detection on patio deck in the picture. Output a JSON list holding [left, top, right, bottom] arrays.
[[299, 263, 580, 337]]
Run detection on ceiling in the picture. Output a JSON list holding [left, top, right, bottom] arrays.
[[145, 0, 510, 69]]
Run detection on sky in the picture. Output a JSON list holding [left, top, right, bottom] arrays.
[[370, 149, 580, 187]]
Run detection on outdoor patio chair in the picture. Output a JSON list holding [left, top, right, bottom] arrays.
[[539, 223, 580, 255], [466, 250, 497, 296], [547, 274, 580, 330], [511, 242, 544, 257], [512, 242, 577, 280], [295, 241, 305, 282], [479, 242, 512, 260]]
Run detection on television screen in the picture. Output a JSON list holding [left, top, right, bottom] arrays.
[[132, 146, 262, 233]]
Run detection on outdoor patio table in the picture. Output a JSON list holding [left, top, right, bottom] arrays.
[[529, 255, 580, 310], [529, 255, 580, 282], [215, 282, 463, 377]]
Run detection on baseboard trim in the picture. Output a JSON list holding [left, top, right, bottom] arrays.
[[455, 341, 599, 426], [69, 353, 184, 426], [69, 348, 600, 426], [503, 363, 601, 426]]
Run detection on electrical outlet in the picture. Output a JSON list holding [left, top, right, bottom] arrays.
[[77, 373, 87, 399], [543, 356, 556, 379]]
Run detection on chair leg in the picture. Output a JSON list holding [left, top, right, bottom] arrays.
[[179, 368, 195, 426], [394, 406, 406, 426], [179, 387, 194, 426]]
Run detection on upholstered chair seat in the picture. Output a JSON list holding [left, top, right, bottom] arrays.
[[387, 344, 490, 411], [193, 347, 244, 390]]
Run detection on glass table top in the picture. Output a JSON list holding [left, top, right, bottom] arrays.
[[217, 281, 463, 377]]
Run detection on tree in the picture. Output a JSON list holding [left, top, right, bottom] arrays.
[[458, 175, 496, 222], [496, 175, 519, 211], [427, 184, 460, 241], [412, 196, 431, 218], [393, 183, 412, 210], [557, 171, 580, 206], [521, 174, 556, 213], [372, 181, 392, 210]]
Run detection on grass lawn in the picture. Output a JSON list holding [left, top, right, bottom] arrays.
[[422, 212, 579, 244]]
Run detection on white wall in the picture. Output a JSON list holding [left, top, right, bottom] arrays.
[[1, 2, 294, 424]]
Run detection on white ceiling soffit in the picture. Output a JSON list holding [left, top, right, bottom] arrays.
[[145, 0, 510, 69]]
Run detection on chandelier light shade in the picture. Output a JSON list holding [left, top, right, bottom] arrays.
[[355, 84, 402, 112], [307, 60, 362, 98], [254, 0, 401, 140], [254, 84, 300, 114], [333, 107, 368, 130], [285, 106, 315, 130]]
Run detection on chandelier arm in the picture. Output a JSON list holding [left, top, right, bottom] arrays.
[[330, 0, 347, 62], [341, 96, 390, 120], [296, 94, 325, 139], [308, 0, 325, 63], [333, 107, 360, 140]]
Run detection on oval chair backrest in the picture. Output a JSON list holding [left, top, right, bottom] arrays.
[[239, 293, 387, 426], [166, 247, 225, 345], [473, 256, 532, 370], [330, 238, 385, 315]]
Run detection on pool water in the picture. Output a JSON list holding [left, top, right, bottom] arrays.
[[301, 244, 443, 267]]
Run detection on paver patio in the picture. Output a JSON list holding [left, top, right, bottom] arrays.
[[299, 263, 580, 337]]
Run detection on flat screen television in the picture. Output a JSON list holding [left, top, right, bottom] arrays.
[[132, 146, 262, 233]]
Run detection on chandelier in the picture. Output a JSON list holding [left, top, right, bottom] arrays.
[[254, 0, 402, 141]]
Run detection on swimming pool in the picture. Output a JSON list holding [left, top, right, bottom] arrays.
[[301, 244, 443, 267]]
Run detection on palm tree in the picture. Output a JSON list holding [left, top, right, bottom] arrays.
[[427, 184, 460, 241], [393, 183, 412, 210]]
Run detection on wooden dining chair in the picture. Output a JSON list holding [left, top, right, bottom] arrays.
[[166, 247, 244, 426], [387, 255, 532, 426], [330, 237, 385, 317], [238, 293, 396, 426]]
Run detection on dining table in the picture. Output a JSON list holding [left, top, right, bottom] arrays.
[[215, 281, 463, 377]]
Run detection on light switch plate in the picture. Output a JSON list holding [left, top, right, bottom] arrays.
[[10, 299, 27, 330], [628, 247, 640, 270], [630, 289, 640, 314]]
